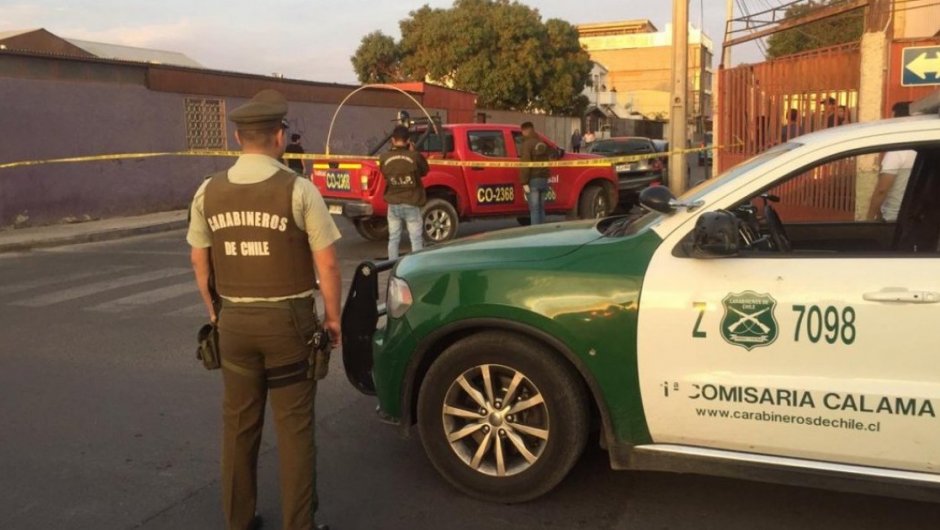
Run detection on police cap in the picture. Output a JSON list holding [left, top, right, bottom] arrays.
[[229, 89, 288, 130]]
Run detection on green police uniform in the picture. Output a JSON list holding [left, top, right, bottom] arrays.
[[187, 89, 340, 530]]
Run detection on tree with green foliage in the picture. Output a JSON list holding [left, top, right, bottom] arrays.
[[351, 31, 403, 84], [766, 0, 864, 58], [350, 0, 591, 115]]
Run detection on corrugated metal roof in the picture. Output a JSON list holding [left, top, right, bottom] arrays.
[[65, 38, 203, 68]]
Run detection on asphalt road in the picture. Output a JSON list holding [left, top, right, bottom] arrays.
[[1, 216, 938, 530]]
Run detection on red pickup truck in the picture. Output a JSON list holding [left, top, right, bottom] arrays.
[[312, 123, 618, 242]]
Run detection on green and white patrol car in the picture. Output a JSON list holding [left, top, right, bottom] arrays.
[[341, 94, 940, 503]]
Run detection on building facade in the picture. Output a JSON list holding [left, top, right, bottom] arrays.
[[577, 19, 714, 139]]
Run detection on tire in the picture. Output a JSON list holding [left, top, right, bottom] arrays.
[[422, 198, 459, 243], [352, 217, 388, 241], [516, 217, 531, 226], [417, 331, 589, 503], [578, 184, 612, 220]]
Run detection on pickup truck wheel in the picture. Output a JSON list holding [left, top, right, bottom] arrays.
[[578, 184, 612, 219], [422, 198, 459, 243], [417, 331, 589, 503], [352, 217, 388, 241]]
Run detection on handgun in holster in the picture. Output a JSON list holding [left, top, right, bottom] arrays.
[[196, 322, 221, 370], [196, 272, 222, 370], [307, 328, 333, 381]]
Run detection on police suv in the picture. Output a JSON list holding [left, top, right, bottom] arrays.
[[340, 94, 940, 503]]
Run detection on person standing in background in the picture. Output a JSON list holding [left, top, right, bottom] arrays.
[[571, 129, 582, 153], [519, 122, 551, 225], [285, 133, 306, 175], [380, 125, 428, 259], [583, 129, 596, 151], [867, 102, 916, 222]]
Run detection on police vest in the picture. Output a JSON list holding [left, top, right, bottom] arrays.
[[379, 148, 427, 206], [203, 170, 315, 298]]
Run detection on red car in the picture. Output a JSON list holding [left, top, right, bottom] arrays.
[[312, 123, 618, 242]]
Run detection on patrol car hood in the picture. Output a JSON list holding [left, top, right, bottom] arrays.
[[403, 220, 603, 268]]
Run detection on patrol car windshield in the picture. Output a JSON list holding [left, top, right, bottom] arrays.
[[680, 142, 800, 202]]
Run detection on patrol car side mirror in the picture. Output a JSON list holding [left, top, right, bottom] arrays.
[[639, 186, 676, 213], [554, 146, 565, 159]]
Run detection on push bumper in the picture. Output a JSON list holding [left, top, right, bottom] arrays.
[[340, 259, 397, 395], [326, 199, 374, 218]]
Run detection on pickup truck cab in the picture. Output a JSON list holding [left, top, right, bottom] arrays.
[[341, 97, 940, 504], [312, 123, 618, 243]]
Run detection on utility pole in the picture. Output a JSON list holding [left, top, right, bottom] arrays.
[[669, 0, 690, 193], [723, 0, 733, 67], [715, 0, 733, 173]]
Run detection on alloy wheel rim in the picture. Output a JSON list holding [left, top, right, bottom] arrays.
[[424, 210, 452, 242], [440, 363, 549, 477]]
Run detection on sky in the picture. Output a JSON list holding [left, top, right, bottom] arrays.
[[0, 0, 765, 84]]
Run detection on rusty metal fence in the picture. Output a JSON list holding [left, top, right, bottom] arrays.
[[718, 43, 862, 220]]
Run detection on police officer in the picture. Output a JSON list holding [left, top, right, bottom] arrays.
[[187, 89, 340, 530], [379, 125, 428, 259], [518, 121, 551, 225]]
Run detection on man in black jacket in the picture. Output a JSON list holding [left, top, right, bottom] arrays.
[[379, 125, 429, 258], [519, 122, 551, 225]]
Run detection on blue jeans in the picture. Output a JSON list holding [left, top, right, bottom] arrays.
[[387, 204, 423, 259], [527, 177, 549, 225]]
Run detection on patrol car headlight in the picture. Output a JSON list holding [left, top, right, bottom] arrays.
[[388, 276, 413, 319]]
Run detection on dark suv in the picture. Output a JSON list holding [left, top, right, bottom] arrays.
[[587, 137, 664, 206]]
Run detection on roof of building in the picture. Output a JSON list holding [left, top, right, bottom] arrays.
[[0, 28, 41, 40], [576, 20, 658, 37], [65, 38, 203, 68], [0, 28, 202, 67]]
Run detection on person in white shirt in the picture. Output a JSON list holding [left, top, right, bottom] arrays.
[[868, 150, 916, 221], [867, 102, 915, 222]]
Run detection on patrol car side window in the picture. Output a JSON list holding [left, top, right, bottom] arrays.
[[729, 145, 940, 255], [468, 131, 507, 158]]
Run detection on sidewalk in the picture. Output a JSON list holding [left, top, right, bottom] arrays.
[[0, 210, 188, 253]]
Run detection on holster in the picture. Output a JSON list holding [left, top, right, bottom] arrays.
[[196, 323, 221, 370], [287, 298, 332, 381]]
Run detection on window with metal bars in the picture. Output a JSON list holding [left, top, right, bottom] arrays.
[[184, 98, 226, 150]]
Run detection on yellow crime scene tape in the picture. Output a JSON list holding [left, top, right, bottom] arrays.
[[0, 144, 723, 171]]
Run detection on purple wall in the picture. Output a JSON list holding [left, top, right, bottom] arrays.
[[0, 75, 444, 228]]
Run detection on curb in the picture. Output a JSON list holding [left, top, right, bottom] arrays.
[[0, 219, 188, 253]]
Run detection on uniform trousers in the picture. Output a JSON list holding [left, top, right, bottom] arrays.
[[217, 298, 319, 530]]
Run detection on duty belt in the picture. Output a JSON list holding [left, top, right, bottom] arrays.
[[220, 296, 315, 310]]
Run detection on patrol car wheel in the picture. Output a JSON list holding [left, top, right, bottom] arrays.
[[417, 331, 589, 503], [352, 217, 388, 241], [578, 184, 611, 219], [422, 198, 459, 243]]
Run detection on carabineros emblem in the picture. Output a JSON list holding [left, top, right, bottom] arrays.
[[721, 291, 778, 350]]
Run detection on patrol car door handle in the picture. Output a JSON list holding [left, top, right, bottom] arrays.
[[470, 166, 485, 171], [862, 289, 940, 303]]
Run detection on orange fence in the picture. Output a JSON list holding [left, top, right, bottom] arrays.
[[718, 43, 862, 220]]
